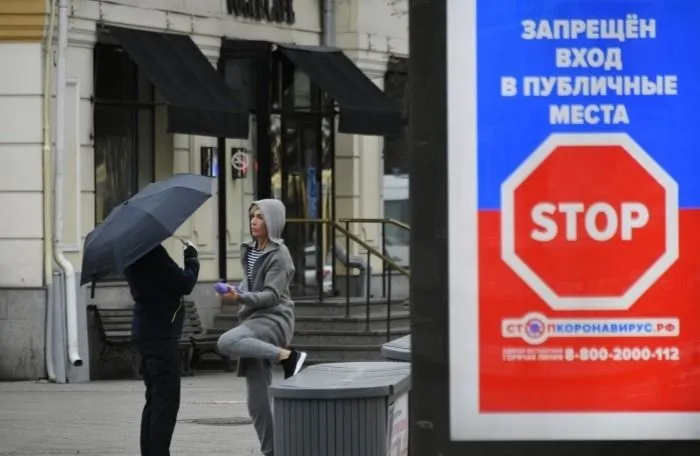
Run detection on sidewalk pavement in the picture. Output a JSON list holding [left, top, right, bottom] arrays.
[[0, 371, 269, 455]]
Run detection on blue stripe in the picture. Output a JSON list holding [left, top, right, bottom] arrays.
[[475, 0, 700, 209]]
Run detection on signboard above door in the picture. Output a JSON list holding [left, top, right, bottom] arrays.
[[226, 0, 295, 25]]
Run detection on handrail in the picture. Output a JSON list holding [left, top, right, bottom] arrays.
[[339, 217, 411, 232], [333, 222, 410, 277], [286, 217, 407, 338], [286, 218, 409, 277], [339, 217, 411, 300]]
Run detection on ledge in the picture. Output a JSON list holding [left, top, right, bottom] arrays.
[[0, 0, 46, 42]]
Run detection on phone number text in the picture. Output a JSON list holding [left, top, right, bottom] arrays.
[[502, 346, 680, 362], [568, 346, 679, 362]]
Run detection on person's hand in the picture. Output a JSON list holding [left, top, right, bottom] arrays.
[[220, 286, 239, 302], [183, 240, 198, 259]]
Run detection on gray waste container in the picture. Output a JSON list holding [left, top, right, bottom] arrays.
[[271, 361, 411, 456], [381, 335, 411, 362]]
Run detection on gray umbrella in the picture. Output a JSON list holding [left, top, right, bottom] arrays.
[[80, 173, 214, 286]]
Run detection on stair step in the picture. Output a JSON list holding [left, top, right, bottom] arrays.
[[295, 311, 410, 331], [219, 297, 410, 317], [293, 296, 410, 304], [292, 328, 410, 346], [213, 311, 410, 332], [293, 299, 409, 318]]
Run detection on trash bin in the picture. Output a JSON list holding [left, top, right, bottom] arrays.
[[380, 336, 412, 456], [381, 335, 411, 362], [271, 361, 411, 456]]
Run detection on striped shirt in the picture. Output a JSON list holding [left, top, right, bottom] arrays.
[[246, 246, 265, 290]]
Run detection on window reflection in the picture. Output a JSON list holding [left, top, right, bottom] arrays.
[[93, 43, 154, 225], [94, 109, 135, 222]]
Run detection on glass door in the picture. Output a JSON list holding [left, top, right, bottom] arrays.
[[280, 115, 324, 296]]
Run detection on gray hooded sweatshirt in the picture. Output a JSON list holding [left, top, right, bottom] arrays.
[[236, 199, 296, 349]]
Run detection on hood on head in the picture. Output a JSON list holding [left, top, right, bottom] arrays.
[[250, 199, 286, 244]]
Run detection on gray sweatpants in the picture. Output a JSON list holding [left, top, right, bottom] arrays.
[[216, 324, 284, 456]]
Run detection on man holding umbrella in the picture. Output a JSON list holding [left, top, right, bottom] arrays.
[[81, 173, 213, 455], [124, 240, 199, 456]]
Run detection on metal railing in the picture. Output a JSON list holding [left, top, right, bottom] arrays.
[[339, 218, 411, 298], [286, 218, 410, 340], [339, 218, 411, 232]]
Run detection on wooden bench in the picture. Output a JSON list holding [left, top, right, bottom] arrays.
[[89, 301, 235, 378], [89, 302, 197, 379], [182, 301, 235, 372]]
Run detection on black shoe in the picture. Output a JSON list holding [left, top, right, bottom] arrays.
[[281, 350, 307, 379]]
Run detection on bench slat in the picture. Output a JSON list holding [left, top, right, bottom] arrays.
[[91, 302, 211, 345], [191, 334, 219, 343], [102, 325, 132, 331], [105, 330, 132, 336]]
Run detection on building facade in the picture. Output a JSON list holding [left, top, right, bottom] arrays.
[[0, 0, 407, 380]]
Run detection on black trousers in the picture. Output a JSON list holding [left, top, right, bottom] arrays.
[[136, 338, 181, 456]]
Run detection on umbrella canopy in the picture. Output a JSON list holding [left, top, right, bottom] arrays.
[[80, 173, 214, 285]]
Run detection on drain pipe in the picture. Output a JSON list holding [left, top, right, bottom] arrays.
[[54, 0, 83, 368], [322, 0, 335, 47], [43, 0, 58, 382]]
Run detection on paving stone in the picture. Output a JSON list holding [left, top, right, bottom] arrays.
[[0, 372, 271, 455]]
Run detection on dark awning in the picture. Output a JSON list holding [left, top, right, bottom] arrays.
[[277, 44, 402, 136], [107, 26, 249, 139]]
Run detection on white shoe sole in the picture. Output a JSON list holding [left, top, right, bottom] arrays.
[[293, 352, 307, 376]]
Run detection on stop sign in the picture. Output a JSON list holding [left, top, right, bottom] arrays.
[[501, 133, 679, 311]]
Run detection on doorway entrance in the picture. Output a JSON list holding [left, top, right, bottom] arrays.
[[270, 56, 335, 296], [273, 113, 335, 296], [218, 39, 401, 296], [219, 42, 335, 296]]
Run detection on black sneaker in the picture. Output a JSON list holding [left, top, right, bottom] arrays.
[[281, 350, 307, 379]]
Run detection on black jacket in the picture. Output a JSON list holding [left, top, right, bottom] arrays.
[[124, 244, 200, 340]]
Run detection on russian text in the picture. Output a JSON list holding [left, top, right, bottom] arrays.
[[501, 75, 678, 97], [555, 47, 623, 71], [549, 104, 630, 125], [522, 16, 656, 41]]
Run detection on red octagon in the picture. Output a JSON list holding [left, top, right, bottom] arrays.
[[501, 133, 678, 311]]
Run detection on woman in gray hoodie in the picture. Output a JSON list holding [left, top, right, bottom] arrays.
[[216, 199, 306, 456]]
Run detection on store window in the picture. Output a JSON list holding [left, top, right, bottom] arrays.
[[93, 43, 155, 224]]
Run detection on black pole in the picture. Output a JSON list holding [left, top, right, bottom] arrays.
[[256, 53, 272, 200], [280, 62, 288, 208], [408, 0, 449, 454], [216, 59, 228, 282], [216, 136, 227, 281], [330, 113, 337, 294]]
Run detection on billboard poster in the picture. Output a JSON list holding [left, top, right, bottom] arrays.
[[448, 0, 700, 440]]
